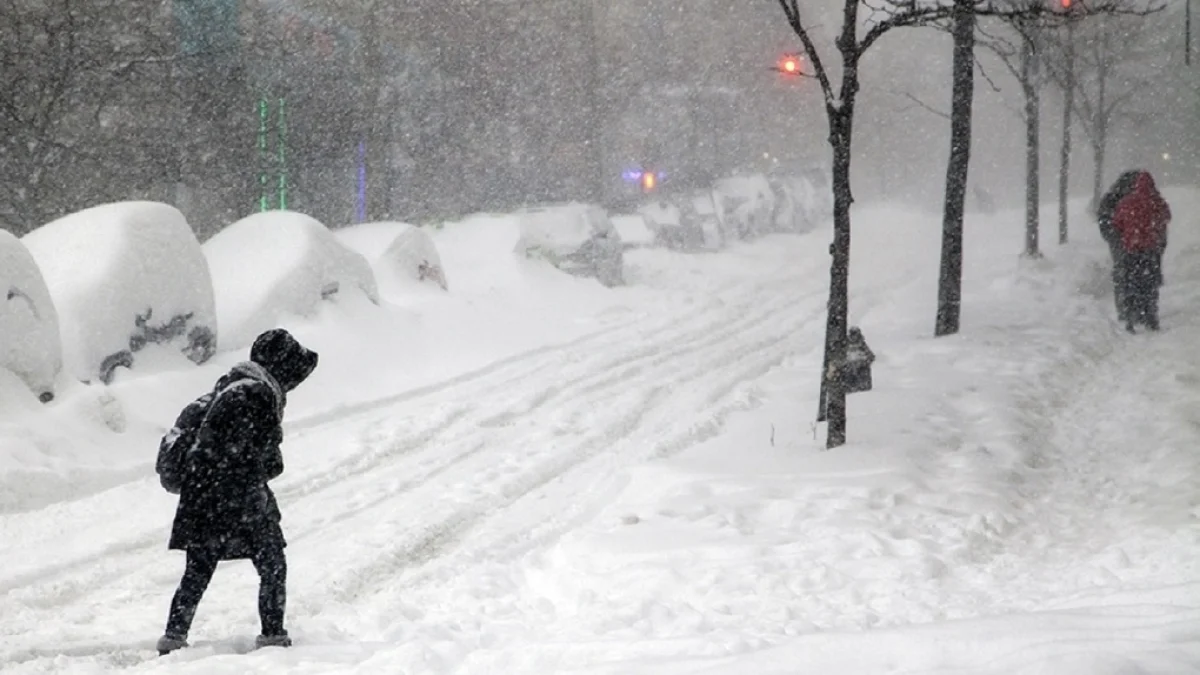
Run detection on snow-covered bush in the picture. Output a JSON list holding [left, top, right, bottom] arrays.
[[514, 203, 624, 287], [21, 202, 216, 384], [0, 230, 61, 400], [712, 173, 777, 241], [204, 210, 380, 349]]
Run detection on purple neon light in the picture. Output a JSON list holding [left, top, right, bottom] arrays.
[[356, 140, 367, 222]]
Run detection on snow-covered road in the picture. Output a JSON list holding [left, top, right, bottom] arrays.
[[1, 238, 831, 671], [3, 201, 1199, 674]]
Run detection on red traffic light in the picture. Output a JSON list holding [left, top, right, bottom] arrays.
[[778, 54, 802, 75]]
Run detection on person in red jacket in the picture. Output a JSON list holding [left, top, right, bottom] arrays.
[[1110, 170, 1170, 332]]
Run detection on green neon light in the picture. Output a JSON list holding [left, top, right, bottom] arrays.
[[278, 97, 288, 210]]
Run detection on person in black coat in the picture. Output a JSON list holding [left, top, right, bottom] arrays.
[[1097, 170, 1141, 321], [157, 328, 318, 655]]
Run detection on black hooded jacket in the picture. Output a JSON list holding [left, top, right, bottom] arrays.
[[1098, 170, 1141, 249], [168, 329, 318, 560]]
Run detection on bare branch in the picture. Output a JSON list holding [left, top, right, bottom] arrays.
[[899, 91, 951, 119], [775, 0, 837, 107]]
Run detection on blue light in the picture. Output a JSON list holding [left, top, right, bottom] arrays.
[[622, 169, 644, 182]]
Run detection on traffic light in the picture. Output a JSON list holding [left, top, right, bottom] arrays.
[[778, 53, 802, 75], [1060, 0, 1071, 8], [642, 172, 657, 192]]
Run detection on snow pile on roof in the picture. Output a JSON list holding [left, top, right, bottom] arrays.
[[333, 220, 417, 257], [21, 201, 216, 384], [0, 230, 61, 401], [204, 210, 380, 350], [514, 203, 624, 287], [611, 214, 656, 248]]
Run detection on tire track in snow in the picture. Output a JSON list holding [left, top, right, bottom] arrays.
[[0, 244, 826, 660], [308, 296, 816, 605], [0, 275, 807, 622], [285, 283, 809, 534]]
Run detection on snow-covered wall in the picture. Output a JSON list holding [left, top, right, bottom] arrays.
[[0, 231, 61, 400], [22, 202, 216, 384], [204, 210, 380, 349]]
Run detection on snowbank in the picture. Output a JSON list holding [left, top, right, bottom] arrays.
[[514, 203, 624, 287], [21, 201, 216, 384], [0, 231, 61, 401], [204, 210, 380, 350]]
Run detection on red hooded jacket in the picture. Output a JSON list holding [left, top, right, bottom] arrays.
[[1112, 171, 1171, 253]]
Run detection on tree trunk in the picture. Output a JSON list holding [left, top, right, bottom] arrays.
[[935, 0, 975, 337], [1057, 23, 1074, 245], [1090, 63, 1109, 208], [1022, 34, 1041, 259], [1091, 121, 1107, 210], [817, 107, 854, 449]]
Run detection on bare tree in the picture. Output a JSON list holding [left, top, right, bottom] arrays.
[[1042, 13, 1166, 209], [934, 0, 1153, 337], [937, 0, 977, 336], [773, 0, 980, 448], [0, 0, 176, 233], [973, 16, 1056, 259]]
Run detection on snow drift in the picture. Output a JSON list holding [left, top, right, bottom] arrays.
[[0, 231, 61, 401], [21, 201, 216, 384], [204, 210, 380, 350], [514, 203, 624, 287]]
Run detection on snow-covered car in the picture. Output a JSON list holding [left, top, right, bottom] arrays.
[[21, 202, 217, 385], [204, 210, 380, 349], [0, 230, 62, 401], [712, 173, 778, 241], [514, 203, 624, 287], [337, 221, 448, 293], [638, 194, 723, 252], [768, 166, 831, 234]]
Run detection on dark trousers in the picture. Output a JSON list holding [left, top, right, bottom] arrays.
[[1110, 245, 1128, 320], [1119, 250, 1162, 330], [165, 544, 287, 638]]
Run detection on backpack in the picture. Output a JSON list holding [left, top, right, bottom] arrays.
[[155, 391, 215, 494]]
